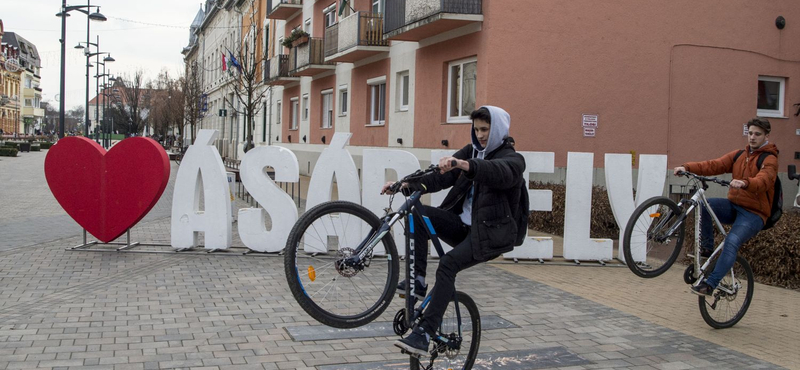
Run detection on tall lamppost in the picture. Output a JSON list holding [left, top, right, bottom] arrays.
[[76, 36, 114, 137], [56, 0, 106, 139]]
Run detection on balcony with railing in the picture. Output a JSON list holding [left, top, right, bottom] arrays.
[[267, 0, 303, 20], [289, 37, 335, 76], [265, 55, 300, 86], [384, 0, 483, 41], [324, 12, 390, 63]]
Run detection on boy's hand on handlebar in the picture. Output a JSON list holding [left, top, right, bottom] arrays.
[[439, 157, 468, 174], [381, 181, 399, 195], [730, 179, 747, 189], [673, 166, 686, 176]]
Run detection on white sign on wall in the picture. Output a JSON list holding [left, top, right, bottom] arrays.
[[582, 114, 598, 127]]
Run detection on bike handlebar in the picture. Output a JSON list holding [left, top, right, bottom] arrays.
[[676, 170, 730, 187], [388, 160, 458, 194]]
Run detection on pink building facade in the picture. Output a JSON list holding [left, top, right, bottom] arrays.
[[258, 0, 799, 203]]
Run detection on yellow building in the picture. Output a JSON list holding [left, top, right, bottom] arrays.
[[0, 19, 22, 135], [3, 31, 42, 134]]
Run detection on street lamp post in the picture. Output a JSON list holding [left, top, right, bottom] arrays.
[[56, 1, 107, 139], [76, 37, 114, 139]]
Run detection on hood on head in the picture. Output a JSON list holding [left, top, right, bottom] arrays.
[[472, 105, 510, 155]]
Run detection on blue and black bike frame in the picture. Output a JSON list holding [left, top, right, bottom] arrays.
[[347, 188, 462, 345]]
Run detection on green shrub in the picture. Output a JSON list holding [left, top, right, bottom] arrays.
[[31, 145, 41, 151], [527, 181, 620, 239], [39, 142, 53, 149], [4, 142, 19, 149], [0, 147, 18, 157]]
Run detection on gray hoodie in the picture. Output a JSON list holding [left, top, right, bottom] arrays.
[[460, 105, 512, 225]]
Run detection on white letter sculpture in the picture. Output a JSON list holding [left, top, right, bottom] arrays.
[[238, 146, 300, 253], [362, 149, 420, 255], [563, 152, 613, 261], [504, 152, 556, 261], [605, 154, 667, 262], [171, 130, 232, 251], [303, 133, 362, 254]]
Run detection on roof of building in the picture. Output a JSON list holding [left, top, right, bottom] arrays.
[[3, 32, 41, 69]]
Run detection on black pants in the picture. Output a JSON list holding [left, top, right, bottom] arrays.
[[412, 205, 481, 335]]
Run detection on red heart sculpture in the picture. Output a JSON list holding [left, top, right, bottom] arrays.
[[45, 137, 170, 243]]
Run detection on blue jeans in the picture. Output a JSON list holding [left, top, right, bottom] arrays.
[[700, 198, 763, 288]]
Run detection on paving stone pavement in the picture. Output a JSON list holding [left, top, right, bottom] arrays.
[[0, 149, 793, 370]]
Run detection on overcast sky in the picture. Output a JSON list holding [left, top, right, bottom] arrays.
[[3, 0, 204, 111]]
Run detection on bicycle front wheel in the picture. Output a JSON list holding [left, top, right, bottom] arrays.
[[623, 196, 685, 278], [284, 201, 399, 329], [698, 255, 754, 329], [410, 291, 481, 370]]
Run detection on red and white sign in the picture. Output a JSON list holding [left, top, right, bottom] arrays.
[[582, 114, 598, 128], [583, 127, 596, 137]]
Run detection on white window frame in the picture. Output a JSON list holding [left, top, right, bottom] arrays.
[[324, 3, 337, 28], [372, 0, 385, 13], [339, 84, 348, 116], [302, 94, 309, 121], [757, 76, 786, 118], [368, 76, 387, 126], [277, 37, 284, 54], [446, 56, 477, 123], [321, 89, 333, 129], [397, 70, 410, 112], [276, 100, 282, 125], [290, 97, 299, 130]]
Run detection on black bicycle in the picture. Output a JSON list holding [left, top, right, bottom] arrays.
[[284, 163, 481, 370], [174, 145, 187, 166]]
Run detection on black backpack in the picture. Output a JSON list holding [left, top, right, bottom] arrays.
[[514, 179, 531, 246], [732, 150, 782, 230]]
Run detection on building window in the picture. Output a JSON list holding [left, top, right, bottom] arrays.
[[339, 85, 348, 116], [757, 76, 785, 118], [368, 77, 386, 125], [25, 99, 32, 107], [290, 98, 299, 130], [447, 57, 477, 123], [324, 3, 337, 28], [24, 77, 32, 88], [278, 37, 284, 53], [372, 0, 385, 13], [321, 90, 333, 128], [302, 94, 309, 120], [276, 101, 282, 125], [397, 70, 409, 111]]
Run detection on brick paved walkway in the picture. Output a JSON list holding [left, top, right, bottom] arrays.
[[0, 149, 793, 369]]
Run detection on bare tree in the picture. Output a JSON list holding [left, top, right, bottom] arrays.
[[113, 70, 148, 135], [182, 61, 203, 147], [225, 1, 268, 153]]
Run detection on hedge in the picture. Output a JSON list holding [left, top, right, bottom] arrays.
[[39, 142, 53, 149], [31, 145, 41, 151], [0, 147, 18, 157], [3, 142, 19, 149], [527, 181, 619, 239]]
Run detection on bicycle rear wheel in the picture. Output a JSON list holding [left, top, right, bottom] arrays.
[[284, 201, 399, 328], [623, 196, 685, 278], [698, 255, 754, 329], [410, 291, 481, 370]]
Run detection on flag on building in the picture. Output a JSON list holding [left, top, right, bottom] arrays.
[[221, 51, 227, 71], [229, 51, 242, 73], [338, 0, 349, 16]]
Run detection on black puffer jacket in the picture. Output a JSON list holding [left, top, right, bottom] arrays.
[[419, 139, 525, 261]]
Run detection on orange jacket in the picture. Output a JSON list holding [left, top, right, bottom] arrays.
[[683, 142, 779, 223]]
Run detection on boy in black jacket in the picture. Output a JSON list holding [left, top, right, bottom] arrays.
[[382, 106, 525, 356]]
